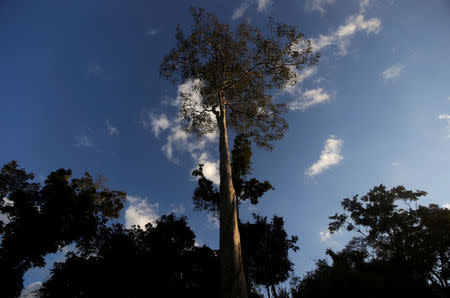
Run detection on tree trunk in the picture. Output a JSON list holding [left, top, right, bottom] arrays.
[[266, 285, 271, 298], [217, 102, 248, 298]]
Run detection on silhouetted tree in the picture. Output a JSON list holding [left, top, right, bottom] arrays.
[[192, 134, 273, 216], [291, 185, 450, 298], [0, 161, 125, 297], [240, 214, 299, 298], [161, 7, 319, 297], [39, 214, 220, 298]]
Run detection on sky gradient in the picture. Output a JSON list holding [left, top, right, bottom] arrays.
[[1, 0, 450, 295]]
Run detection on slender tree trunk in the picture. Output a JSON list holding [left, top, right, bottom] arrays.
[[266, 285, 271, 298], [217, 99, 248, 298]]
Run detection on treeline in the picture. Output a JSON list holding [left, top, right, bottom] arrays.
[[0, 137, 449, 298]]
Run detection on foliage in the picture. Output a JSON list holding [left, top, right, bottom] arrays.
[[240, 214, 299, 293], [292, 185, 450, 298], [39, 215, 220, 298], [0, 161, 125, 297], [191, 134, 273, 213], [160, 7, 319, 149]]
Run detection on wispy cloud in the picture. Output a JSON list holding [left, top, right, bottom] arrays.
[[232, 1, 251, 20], [439, 114, 450, 137], [306, 136, 344, 177], [381, 64, 404, 81], [444, 203, 450, 210], [391, 161, 400, 167], [147, 28, 159, 36], [106, 120, 119, 136], [125, 195, 159, 229], [74, 135, 93, 148], [319, 228, 342, 248], [141, 113, 171, 138], [170, 203, 186, 215], [142, 81, 219, 183], [290, 88, 332, 111], [311, 13, 381, 55], [256, 0, 272, 12], [305, 0, 335, 15], [87, 64, 112, 80], [232, 0, 271, 20]]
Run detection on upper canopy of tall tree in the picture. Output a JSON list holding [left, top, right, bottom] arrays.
[[160, 7, 319, 149]]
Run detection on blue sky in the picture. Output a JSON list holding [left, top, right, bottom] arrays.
[[1, 0, 450, 294]]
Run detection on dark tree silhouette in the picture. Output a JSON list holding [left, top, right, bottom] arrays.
[[192, 134, 273, 216], [240, 214, 299, 298], [161, 7, 319, 297], [39, 214, 220, 298], [291, 185, 450, 298], [0, 161, 125, 297]]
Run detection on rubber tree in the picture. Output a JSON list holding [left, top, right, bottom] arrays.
[[160, 7, 319, 297]]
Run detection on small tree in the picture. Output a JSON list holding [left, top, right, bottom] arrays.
[[161, 8, 318, 297], [192, 134, 273, 217]]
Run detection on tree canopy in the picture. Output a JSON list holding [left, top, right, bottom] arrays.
[[0, 161, 125, 297], [160, 7, 319, 149], [291, 185, 450, 298]]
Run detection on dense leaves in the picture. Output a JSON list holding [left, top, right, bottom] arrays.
[[240, 215, 299, 297], [0, 161, 125, 297], [192, 134, 273, 213], [161, 7, 318, 149], [39, 215, 220, 298], [292, 185, 450, 298]]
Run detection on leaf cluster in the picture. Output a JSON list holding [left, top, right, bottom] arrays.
[[161, 7, 319, 149]]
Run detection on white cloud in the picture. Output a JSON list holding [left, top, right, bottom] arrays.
[[232, 1, 250, 20], [447, 96, 450, 101], [359, 0, 372, 12], [125, 195, 159, 229], [438, 114, 450, 121], [106, 120, 119, 136], [443, 203, 450, 210], [381, 64, 404, 81], [439, 114, 450, 137], [20, 281, 42, 298], [87, 64, 112, 80], [148, 113, 171, 138], [305, 0, 335, 15], [311, 13, 381, 55], [284, 67, 318, 96], [319, 228, 342, 248], [198, 152, 220, 185], [290, 88, 332, 111], [306, 136, 344, 177], [207, 212, 220, 229], [256, 0, 272, 12], [391, 161, 400, 167], [147, 28, 159, 36], [75, 135, 92, 148]]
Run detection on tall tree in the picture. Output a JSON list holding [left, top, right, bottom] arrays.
[[161, 8, 318, 293], [0, 161, 125, 297]]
